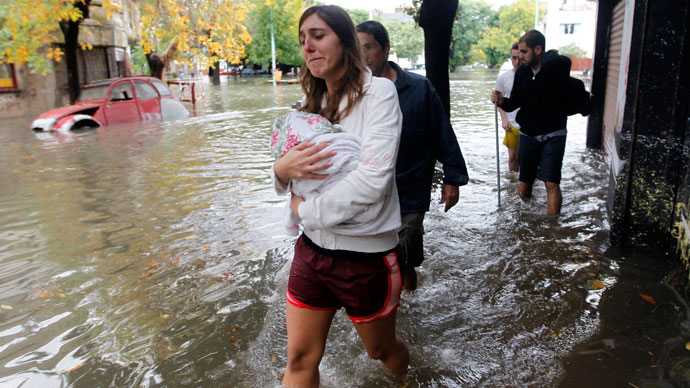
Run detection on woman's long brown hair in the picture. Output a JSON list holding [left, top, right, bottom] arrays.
[[298, 5, 366, 124]]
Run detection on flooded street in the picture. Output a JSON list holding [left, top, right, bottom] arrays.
[[1, 71, 688, 387]]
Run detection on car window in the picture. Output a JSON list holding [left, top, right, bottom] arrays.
[[110, 82, 134, 101], [134, 81, 158, 99], [78, 85, 109, 101], [152, 80, 173, 96]]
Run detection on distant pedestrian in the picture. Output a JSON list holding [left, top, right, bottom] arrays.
[[491, 30, 572, 214], [494, 42, 521, 172], [357, 20, 469, 290]]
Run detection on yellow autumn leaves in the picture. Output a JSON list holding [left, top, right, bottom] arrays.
[[139, 0, 252, 70], [1, 0, 251, 74], [0, 0, 118, 73]]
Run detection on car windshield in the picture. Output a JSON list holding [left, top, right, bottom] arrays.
[[78, 85, 110, 101]]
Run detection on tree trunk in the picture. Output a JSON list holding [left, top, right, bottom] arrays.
[[211, 61, 221, 85], [146, 40, 178, 80], [59, 0, 90, 104], [419, 0, 458, 118]]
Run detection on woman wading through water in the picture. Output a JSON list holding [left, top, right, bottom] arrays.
[[272, 5, 409, 387]]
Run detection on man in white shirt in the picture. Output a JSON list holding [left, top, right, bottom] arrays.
[[494, 43, 521, 172]]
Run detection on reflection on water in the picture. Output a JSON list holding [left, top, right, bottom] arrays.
[[0, 73, 685, 387]]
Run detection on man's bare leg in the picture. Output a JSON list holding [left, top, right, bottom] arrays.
[[545, 181, 562, 214], [518, 181, 533, 199]]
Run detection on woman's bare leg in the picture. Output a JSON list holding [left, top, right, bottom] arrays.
[[353, 311, 409, 372], [283, 303, 337, 388]]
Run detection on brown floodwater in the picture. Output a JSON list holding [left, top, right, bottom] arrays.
[[0, 71, 687, 388]]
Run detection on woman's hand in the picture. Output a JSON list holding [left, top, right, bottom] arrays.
[[274, 141, 335, 185], [290, 193, 305, 218]]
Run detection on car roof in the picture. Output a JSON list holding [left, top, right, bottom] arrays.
[[82, 76, 161, 89]]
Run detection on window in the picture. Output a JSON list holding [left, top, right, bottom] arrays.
[[152, 80, 172, 96], [0, 64, 18, 91], [134, 81, 158, 99], [78, 85, 110, 101], [560, 23, 581, 34], [110, 82, 134, 101]]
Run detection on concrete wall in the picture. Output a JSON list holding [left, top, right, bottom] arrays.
[[0, 62, 66, 119]]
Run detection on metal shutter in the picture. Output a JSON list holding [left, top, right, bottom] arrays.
[[601, 1, 626, 157]]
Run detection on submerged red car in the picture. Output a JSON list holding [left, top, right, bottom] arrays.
[[30, 76, 189, 132]]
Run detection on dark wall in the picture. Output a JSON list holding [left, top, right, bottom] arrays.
[[586, 0, 613, 150], [610, 0, 690, 253]]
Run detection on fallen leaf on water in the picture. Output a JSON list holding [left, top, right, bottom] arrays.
[[551, 333, 558, 338], [62, 364, 84, 373], [231, 326, 237, 332], [272, 355, 277, 361], [160, 314, 170, 319], [685, 342, 690, 351], [37, 291, 54, 298], [638, 293, 657, 305], [204, 244, 210, 249], [214, 271, 237, 281], [145, 261, 159, 268], [591, 280, 606, 290], [230, 338, 238, 343], [58, 293, 67, 298], [587, 272, 597, 277], [1, 305, 12, 310]]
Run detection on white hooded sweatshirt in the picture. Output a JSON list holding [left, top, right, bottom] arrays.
[[273, 69, 402, 253]]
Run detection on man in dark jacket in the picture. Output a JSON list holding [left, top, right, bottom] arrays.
[[491, 30, 571, 214], [357, 21, 469, 290]]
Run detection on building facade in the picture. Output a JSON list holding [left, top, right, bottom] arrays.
[[543, 0, 597, 60], [587, 0, 690, 277]]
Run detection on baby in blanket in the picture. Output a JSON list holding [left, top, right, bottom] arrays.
[[270, 111, 385, 236]]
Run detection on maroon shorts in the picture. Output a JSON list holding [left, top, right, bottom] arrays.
[[286, 235, 402, 325]]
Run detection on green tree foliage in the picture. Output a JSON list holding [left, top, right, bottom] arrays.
[[450, 0, 495, 70], [384, 20, 424, 65], [130, 46, 150, 75], [558, 42, 587, 58], [245, 0, 305, 67], [346, 8, 370, 26], [472, 0, 543, 67]]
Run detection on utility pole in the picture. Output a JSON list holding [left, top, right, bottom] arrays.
[[271, 8, 277, 87]]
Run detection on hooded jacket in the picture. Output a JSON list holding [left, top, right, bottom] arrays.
[[390, 62, 469, 214], [499, 50, 571, 137]]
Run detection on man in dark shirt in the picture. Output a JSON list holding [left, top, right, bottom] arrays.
[[357, 21, 469, 290], [491, 30, 571, 214]]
